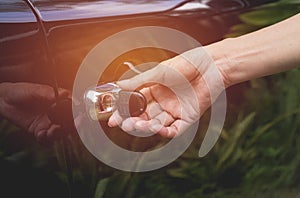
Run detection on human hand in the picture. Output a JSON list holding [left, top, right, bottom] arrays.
[[108, 47, 226, 138], [0, 82, 71, 141]]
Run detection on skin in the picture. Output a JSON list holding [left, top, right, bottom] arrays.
[[108, 13, 300, 138], [0, 82, 70, 141]]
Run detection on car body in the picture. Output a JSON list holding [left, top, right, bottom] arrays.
[[1, 0, 276, 90], [0, 0, 280, 193]]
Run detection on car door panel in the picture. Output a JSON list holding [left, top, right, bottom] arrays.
[[32, 0, 265, 89], [0, 0, 52, 84]]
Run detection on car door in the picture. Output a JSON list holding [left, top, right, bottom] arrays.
[[29, 0, 276, 90], [0, 0, 54, 85], [0, 0, 277, 87]]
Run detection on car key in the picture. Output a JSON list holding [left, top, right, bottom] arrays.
[[84, 83, 147, 121]]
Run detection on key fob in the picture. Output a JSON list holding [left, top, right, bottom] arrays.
[[84, 83, 147, 120], [117, 90, 147, 118]]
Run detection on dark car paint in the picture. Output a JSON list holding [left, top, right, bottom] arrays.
[[0, 1, 49, 84], [0, 0, 277, 89]]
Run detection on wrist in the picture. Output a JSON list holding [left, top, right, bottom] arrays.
[[204, 38, 238, 88]]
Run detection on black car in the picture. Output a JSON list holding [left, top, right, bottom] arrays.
[[0, 0, 277, 148], [1, 0, 283, 197]]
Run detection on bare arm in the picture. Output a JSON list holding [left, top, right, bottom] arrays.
[[206, 13, 300, 87]]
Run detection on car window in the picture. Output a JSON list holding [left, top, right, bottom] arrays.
[[30, 0, 185, 21], [0, 0, 36, 23]]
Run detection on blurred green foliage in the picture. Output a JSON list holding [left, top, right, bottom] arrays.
[[227, 0, 300, 37], [95, 70, 300, 198], [1, 0, 300, 197]]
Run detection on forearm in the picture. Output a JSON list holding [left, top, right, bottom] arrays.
[[205, 13, 300, 87]]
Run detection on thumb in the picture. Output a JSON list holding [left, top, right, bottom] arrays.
[[116, 63, 167, 91]]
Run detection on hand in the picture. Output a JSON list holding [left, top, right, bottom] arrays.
[[108, 47, 226, 138], [0, 82, 70, 141]]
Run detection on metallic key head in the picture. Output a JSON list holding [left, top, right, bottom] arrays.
[[84, 83, 146, 121]]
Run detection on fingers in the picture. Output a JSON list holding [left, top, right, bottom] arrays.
[[26, 83, 70, 101], [13, 83, 71, 106], [30, 113, 67, 142], [108, 110, 123, 127], [134, 111, 174, 132], [28, 84, 57, 103], [157, 120, 190, 138], [119, 115, 189, 138], [36, 124, 63, 142], [108, 100, 189, 138], [121, 117, 144, 132], [108, 109, 148, 129]]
